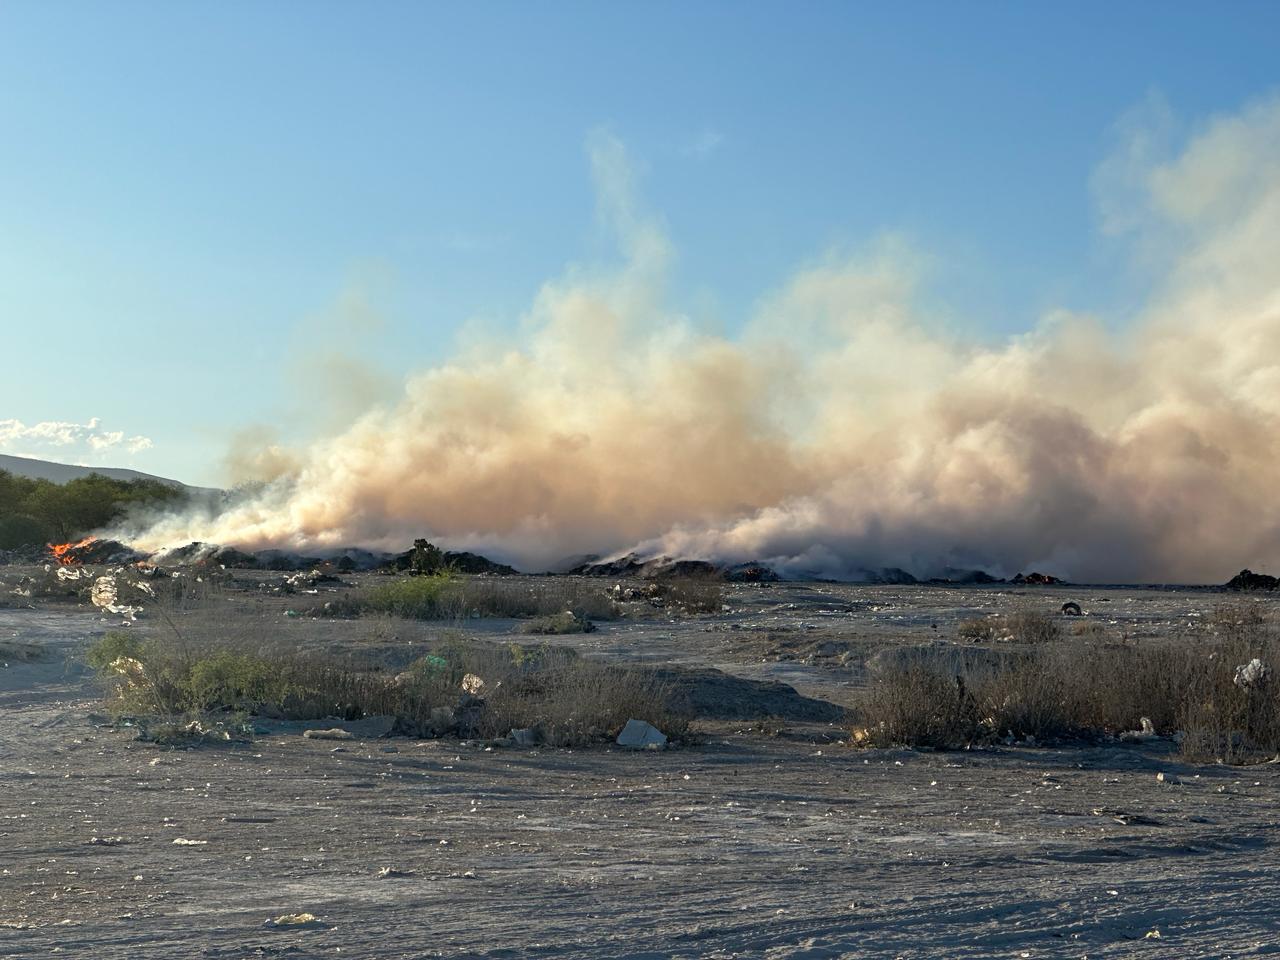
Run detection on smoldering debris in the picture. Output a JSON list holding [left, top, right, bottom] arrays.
[[1224, 569, 1279, 592], [570, 553, 772, 581], [1012, 571, 1064, 586]]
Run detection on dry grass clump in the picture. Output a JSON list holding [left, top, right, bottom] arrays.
[[358, 574, 619, 622], [957, 616, 999, 643], [661, 577, 726, 614], [84, 630, 684, 748], [1005, 610, 1060, 644], [857, 603, 1280, 763], [0, 640, 45, 663], [520, 611, 596, 635]]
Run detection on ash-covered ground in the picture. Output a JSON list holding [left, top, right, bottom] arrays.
[[3, 569, 1280, 958]]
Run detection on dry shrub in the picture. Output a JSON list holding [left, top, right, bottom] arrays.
[[1006, 610, 1060, 644], [957, 616, 998, 643], [476, 660, 685, 746], [858, 666, 979, 748], [520, 611, 595, 635], [1071, 620, 1109, 640], [661, 577, 725, 614], [1178, 603, 1280, 762], [360, 574, 619, 621], [857, 605, 1280, 762], [84, 630, 685, 747]]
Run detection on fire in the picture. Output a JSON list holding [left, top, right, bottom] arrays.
[[48, 536, 98, 565]]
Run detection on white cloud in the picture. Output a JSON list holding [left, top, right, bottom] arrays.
[[0, 417, 153, 461], [680, 128, 724, 159]]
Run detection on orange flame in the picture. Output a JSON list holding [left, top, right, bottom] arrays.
[[48, 536, 98, 565]]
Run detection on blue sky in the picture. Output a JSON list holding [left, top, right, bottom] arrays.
[[2, 0, 1278, 485]]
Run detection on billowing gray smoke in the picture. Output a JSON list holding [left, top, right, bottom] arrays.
[[125, 100, 1280, 583]]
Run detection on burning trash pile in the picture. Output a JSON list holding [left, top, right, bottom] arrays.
[[6, 561, 160, 620], [0, 536, 175, 619], [48, 537, 147, 566]]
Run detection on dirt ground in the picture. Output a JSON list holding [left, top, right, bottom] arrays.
[[3, 574, 1280, 958]]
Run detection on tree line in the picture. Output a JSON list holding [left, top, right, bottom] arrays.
[[0, 469, 187, 549]]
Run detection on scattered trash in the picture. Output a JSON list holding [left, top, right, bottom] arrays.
[[303, 728, 354, 741], [1234, 658, 1271, 690], [88, 836, 124, 846], [91, 575, 143, 620], [1061, 601, 1083, 616], [264, 913, 323, 929], [1119, 717, 1157, 742], [172, 838, 208, 846], [1156, 772, 1180, 784], [616, 718, 667, 749], [461, 673, 485, 695], [376, 867, 412, 878]]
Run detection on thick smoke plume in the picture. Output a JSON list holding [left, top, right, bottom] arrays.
[[128, 101, 1280, 582]]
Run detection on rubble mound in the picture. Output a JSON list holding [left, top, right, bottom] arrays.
[[51, 539, 146, 566], [379, 545, 516, 575], [572, 554, 780, 582], [440, 551, 517, 575], [1012, 571, 1063, 585], [568, 553, 650, 577], [723, 562, 780, 583], [1224, 569, 1279, 592], [0, 544, 50, 565], [927, 568, 1002, 585], [864, 568, 919, 585]]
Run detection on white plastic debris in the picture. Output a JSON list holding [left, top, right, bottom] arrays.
[[616, 719, 667, 750], [461, 673, 485, 695], [90, 575, 143, 620], [303, 728, 354, 741], [264, 913, 323, 929], [1234, 658, 1270, 690], [1119, 717, 1157, 742]]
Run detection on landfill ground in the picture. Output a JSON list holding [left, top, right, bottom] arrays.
[[3, 573, 1280, 958]]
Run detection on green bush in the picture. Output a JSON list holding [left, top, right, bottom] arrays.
[[85, 631, 145, 671], [0, 513, 56, 550], [0, 468, 187, 545], [187, 651, 289, 711], [364, 574, 455, 618]]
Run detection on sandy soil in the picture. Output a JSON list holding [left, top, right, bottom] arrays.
[[2, 576, 1280, 957]]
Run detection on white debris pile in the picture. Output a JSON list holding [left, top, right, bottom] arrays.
[[616, 718, 668, 750], [1234, 658, 1271, 690], [1119, 716, 1157, 742], [90, 574, 151, 620]]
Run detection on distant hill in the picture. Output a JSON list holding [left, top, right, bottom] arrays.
[[0, 453, 196, 490]]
